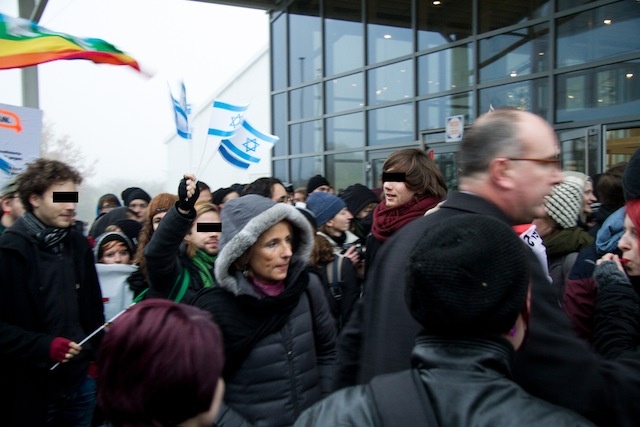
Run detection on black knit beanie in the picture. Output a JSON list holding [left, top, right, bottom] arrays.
[[340, 184, 379, 217], [121, 187, 151, 206], [624, 147, 640, 201], [406, 214, 529, 336], [307, 175, 330, 194]]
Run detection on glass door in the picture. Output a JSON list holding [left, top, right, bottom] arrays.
[[603, 125, 640, 169], [558, 126, 601, 176]]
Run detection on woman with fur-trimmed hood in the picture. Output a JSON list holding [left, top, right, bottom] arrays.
[[192, 194, 337, 427]]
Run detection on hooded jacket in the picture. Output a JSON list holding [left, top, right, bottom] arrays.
[[193, 195, 337, 427]]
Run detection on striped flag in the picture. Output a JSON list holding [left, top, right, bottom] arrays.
[[207, 100, 249, 139], [169, 80, 191, 139], [0, 13, 140, 71], [217, 119, 279, 169]]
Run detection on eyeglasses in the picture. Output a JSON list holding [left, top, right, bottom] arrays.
[[506, 156, 561, 167]]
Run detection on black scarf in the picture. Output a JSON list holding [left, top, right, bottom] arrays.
[[191, 268, 310, 379], [22, 211, 69, 253]]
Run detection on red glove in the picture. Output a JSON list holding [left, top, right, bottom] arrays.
[[49, 337, 72, 363]]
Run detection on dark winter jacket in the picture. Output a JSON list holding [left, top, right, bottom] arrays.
[[144, 204, 212, 303], [298, 336, 594, 427], [0, 218, 104, 426], [336, 191, 640, 426], [193, 196, 337, 427], [564, 207, 625, 341], [592, 261, 640, 359]]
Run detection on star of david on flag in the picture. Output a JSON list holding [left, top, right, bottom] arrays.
[[207, 100, 249, 138], [217, 119, 279, 169]]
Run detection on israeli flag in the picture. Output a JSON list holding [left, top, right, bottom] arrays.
[[169, 81, 191, 139], [208, 100, 249, 138], [218, 119, 279, 169]]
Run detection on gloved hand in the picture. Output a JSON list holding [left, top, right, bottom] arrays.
[[49, 337, 73, 363], [177, 174, 200, 212]]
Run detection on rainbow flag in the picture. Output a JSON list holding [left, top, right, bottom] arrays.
[[0, 14, 140, 71]]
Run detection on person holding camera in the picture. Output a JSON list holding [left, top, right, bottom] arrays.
[[306, 192, 361, 331]]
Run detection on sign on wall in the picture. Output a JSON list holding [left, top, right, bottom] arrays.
[[445, 115, 464, 143]]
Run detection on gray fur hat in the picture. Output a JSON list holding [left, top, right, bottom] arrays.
[[215, 195, 314, 295]]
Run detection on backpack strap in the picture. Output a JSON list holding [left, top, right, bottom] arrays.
[[370, 369, 439, 427]]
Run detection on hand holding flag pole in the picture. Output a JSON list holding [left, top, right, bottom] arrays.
[[49, 305, 131, 371]]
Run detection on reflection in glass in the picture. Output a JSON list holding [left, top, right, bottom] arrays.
[[557, 2, 640, 68], [273, 159, 287, 183], [291, 156, 323, 189], [368, 60, 413, 105], [272, 15, 287, 91], [418, 93, 473, 131], [556, 60, 640, 123], [418, 45, 473, 96], [479, 0, 550, 33], [368, 104, 414, 146], [432, 152, 458, 191], [290, 84, 322, 120], [326, 73, 364, 114], [367, 0, 412, 64], [479, 78, 549, 118], [479, 24, 549, 83], [289, 3, 322, 85], [326, 112, 364, 151], [418, 0, 472, 51], [327, 152, 365, 193], [290, 120, 323, 155], [325, 0, 363, 76], [273, 93, 287, 157]]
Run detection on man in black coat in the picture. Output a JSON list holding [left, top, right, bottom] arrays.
[[0, 159, 104, 426], [336, 109, 640, 426]]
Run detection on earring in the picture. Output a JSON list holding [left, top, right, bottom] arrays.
[[242, 266, 249, 278], [508, 325, 517, 337]]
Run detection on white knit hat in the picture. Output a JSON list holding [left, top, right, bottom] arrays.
[[545, 178, 584, 228]]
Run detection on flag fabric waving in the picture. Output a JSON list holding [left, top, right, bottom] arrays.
[[207, 100, 249, 138], [169, 81, 191, 139], [217, 119, 279, 170], [0, 14, 140, 71]]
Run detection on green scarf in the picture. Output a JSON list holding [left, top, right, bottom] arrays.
[[192, 249, 216, 288]]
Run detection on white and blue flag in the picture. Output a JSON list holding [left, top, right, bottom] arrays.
[[217, 119, 279, 169], [208, 100, 249, 138], [169, 80, 191, 139]]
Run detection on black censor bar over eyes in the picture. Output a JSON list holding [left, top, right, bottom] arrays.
[[52, 192, 79, 203], [382, 172, 406, 183], [197, 222, 222, 233]]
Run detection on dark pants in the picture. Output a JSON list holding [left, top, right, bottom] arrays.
[[46, 376, 96, 427]]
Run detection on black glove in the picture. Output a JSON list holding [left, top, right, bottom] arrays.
[[177, 177, 200, 212]]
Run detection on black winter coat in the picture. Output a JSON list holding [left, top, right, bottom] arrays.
[[297, 336, 594, 427], [336, 191, 640, 427], [0, 220, 104, 426]]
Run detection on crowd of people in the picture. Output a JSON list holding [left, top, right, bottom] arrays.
[[1, 108, 639, 426]]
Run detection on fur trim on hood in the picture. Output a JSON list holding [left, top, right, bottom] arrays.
[[215, 195, 314, 295]]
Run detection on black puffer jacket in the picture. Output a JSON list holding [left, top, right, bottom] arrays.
[[296, 336, 594, 426], [194, 195, 337, 427]]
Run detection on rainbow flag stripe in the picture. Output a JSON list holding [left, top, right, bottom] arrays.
[[0, 14, 140, 71]]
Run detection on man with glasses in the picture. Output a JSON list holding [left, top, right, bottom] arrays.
[[337, 109, 640, 426]]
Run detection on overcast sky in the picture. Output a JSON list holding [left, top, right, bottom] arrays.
[[0, 0, 269, 194]]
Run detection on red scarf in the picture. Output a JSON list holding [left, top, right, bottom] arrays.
[[372, 195, 442, 242]]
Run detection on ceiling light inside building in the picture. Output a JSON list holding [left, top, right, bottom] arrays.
[[433, 1, 441, 5], [626, 73, 634, 78], [510, 71, 517, 77], [384, 34, 392, 39], [603, 19, 612, 25]]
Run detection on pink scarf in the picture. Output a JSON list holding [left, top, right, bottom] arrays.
[[251, 278, 285, 297]]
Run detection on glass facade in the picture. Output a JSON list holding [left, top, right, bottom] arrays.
[[270, 0, 640, 190]]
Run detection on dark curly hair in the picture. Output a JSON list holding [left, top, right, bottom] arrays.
[[17, 158, 82, 213]]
